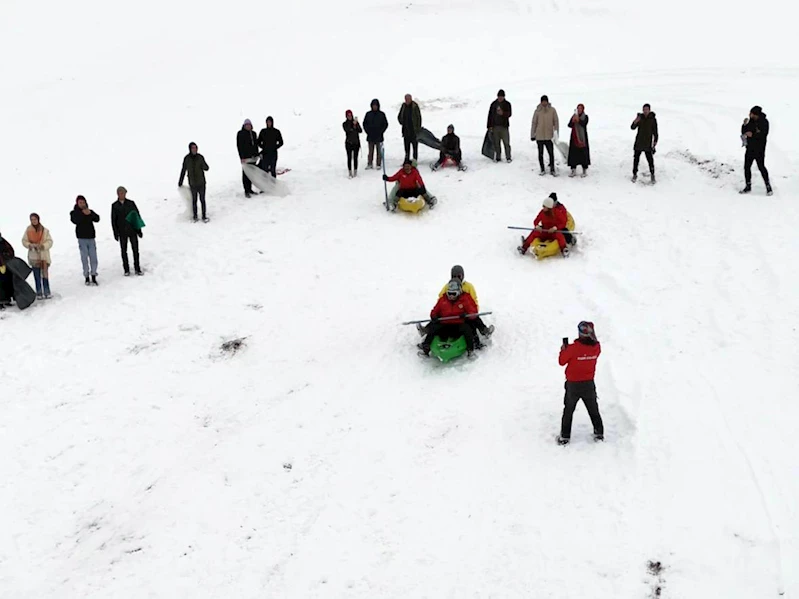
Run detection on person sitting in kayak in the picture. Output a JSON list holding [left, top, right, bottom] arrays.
[[383, 159, 437, 209], [418, 264, 494, 346], [549, 192, 575, 246], [517, 195, 569, 256], [418, 279, 477, 358]]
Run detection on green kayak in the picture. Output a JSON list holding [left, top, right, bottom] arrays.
[[429, 335, 468, 363]]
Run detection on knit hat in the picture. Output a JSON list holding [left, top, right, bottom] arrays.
[[549, 192, 558, 202], [578, 321, 597, 341], [750, 106, 763, 116], [450, 264, 464, 280], [446, 278, 462, 298], [188, 141, 197, 150], [345, 109, 353, 118], [543, 197, 554, 209], [541, 94, 549, 102], [116, 186, 127, 194], [243, 119, 252, 127], [266, 116, 274, 125], [447, 124, 454, 131], [497, 89, 505, 97]]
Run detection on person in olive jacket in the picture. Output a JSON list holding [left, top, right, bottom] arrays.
[[237, 119, 259, 197], [398, 94, 422, 162], [343, 110, 362, 178], [179, 142, 210, 222], [258, 116, 284, 178], [363, 99, 388, 169], [110, 186, 143, 276], [631, 104, 659, 183], [70, 195, 100, 285], [487, 89, 512, 162]]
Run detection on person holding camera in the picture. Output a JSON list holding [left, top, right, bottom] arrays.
[[557, 321, 604, 445], [343, 110, 362, 178], [740, 106, 772, 195], [631, 103, 658, 183]]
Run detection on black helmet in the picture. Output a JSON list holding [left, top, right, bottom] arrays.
[[450, 265, 464, 280]]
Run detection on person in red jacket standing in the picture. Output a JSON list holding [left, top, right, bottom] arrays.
[[557, 321, 604, 445], [517, 195, 569, 256], [418, 279, 478, 358], [383, 159, 438, 210]]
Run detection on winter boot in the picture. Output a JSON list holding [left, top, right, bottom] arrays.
[[481, 324, 495, 337], [557, 436, 570, 446], [366, 164, 374, 170], [416, 323, 427, 337], [135, 269, 144, 276], [740, 184, 752, 194], [124, 270, 131, 277], [538, 169, 546, 176], [91, 275, 98, 286], [569, 168, 576, 178], [348, 170, 353, 179], [417, 344, 430, 357], [193, 215, 198, 222], [562, 247, 571, 258], [467, 349, 476, 359], [766, 183, 773, 196], [353, 169, 358, 178], [85, 276, 91, 286], [631, 173, 638, 183], [594, 433, 605, 442], [581, 166, 587, 178], [202, 216, 210, 223], [506, 157, 512, 163], [517, 235, 528, 255], [550, 167, 557, 176], [650, 172, 656, 184]]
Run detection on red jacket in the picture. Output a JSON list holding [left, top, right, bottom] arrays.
[[559, 340, 601, 382], [554, 202, 568, 226], [387, 167, 424, 190], [534, 208, 567, 231], [431, 293, 478, 324]]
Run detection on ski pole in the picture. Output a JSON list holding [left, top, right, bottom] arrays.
[[401, 311, 493, 326], [507, 226, 582, 234], [381, 143, 389, 210]]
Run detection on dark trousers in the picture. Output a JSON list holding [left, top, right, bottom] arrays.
[[422, 315, 486, 336], [346, 145, 360, 171], [260, 152, 278, 178], [423, 322, 475, 351], [633, 149, 655, 175], [242, 170, 253, 194], [560, 381, 603, 439], [397, 185, 428, 199], [119, 233, 140, 273], [404, 137, 419, 161], [0, 270, 13, 301], [744, 150, 769, 184], [368, 142, 382, 167], [436, 150, 462, 165], [537, 140, 555, 170], [191, 185, 207, 219]]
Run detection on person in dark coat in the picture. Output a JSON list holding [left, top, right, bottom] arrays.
[[0, 232, 15, 307], [258, 116, 284, 178], [363, 99, 388, 169], [179, 142, 210, 221], [111, 186, 143, 276], [432, 125, 464, 170], [567, 103, 590, 177], [342, 110, 362, 178], [237, 119, 260, 198], [487, 89, 512, 162], [740, 106, 772, 195], [631, 103, 658, 183], [397, 94, 422, 162], [557, 321, 604, 445], [70, 195, 100, 285]]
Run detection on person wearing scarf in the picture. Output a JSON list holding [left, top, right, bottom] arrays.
[[21, 213, 54, 299], [567, 104, 590, 177]]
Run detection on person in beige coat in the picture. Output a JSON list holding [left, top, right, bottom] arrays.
[[531, 95, 560, 175], [21, 213, 54, 299]]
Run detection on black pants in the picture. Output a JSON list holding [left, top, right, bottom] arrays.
[[119, 233, 140, 273], [633, 149, 655, 175], [242, 170, 253, 194], [560, 381, 603, 439], [0, 270, 13, 301], [423, 322, 474, 351], [744, 150, 769, 185], [191, 185, 207, 219], [537, 140, 554, 170], [404, 137, 419, 161], [423, 315, 486, 336], [346, 145, 360, 171], [260, 152, 278, 178], [436, 150, 462, 165], [397, 185, 428, 199]]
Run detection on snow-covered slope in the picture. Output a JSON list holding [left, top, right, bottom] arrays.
[[1, 0, 798, 597]]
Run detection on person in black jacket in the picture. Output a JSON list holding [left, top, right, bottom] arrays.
[[631, 104, 658, 183], [432, 125, 464, 171], [0, 232, 15, 307], [111, 186, 143, 276], [179, 142, 210, 221], [237, 119, 260, 198], [363, 99, 388, 169], [258, 116, 284, 178], [740, 106, 772, 195], [343, 110, 362, 178], [487, 89, 512, 162], [70, 195, 100, 285]]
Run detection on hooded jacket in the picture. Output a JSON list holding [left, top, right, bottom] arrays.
[[258, 122, 284, 155], [70, 203, 100, 239], [363, 99, 389, 143], [179, 146, 210, 188], [531, 104, 559, 141], [441, 132, 460, 154], [742, 113, 769, 154], [632, 112, 659, 151], [430, 293, 478, 324], [0, 236, 14, 266], [398, 101, 422, 138], [237, 126, 259, 159]]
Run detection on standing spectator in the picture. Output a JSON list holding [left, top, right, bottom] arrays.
[[70, 195, 100, 285], [631, 103, 658, 183], [567, 104, 590, 177], [21, 213, 54, 299], [111, 186, 143, 276], [432, 125, 464, 171], [343, 110, 362, 178], [740, 106, 772, 195], [531, 95, 560, 175], [487, 89, 512, 162], [363, 99, 388, 169], [258, 116, 284, 178], [398, 94, 422, 162], [0, 232, 15, 307], [179, 142, 210, 222], [237, 119, 260, 198], [557, 321, 604, 445]]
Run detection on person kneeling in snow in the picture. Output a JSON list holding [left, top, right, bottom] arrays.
[[517, 195, 569, 257], [432, 125, 464, 171], [418, 279, 478, 358], [417, 264, 494, 347], [383, 159, 437, 209]]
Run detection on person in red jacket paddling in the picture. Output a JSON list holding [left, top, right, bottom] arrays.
[[418, 279, 478, 358], [557, 321, 604, 445], [383, 159, 438, 210], [518, 195, 569, 256]]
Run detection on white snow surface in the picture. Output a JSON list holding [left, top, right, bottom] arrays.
[[1, 0, 799, 597]]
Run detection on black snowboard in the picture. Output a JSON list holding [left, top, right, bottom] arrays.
[[417, 127, 442, 151], [482, 131, 495, 160], [6, 257, 36, 310]]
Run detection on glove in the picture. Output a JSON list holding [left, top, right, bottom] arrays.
[[382, 174, 388, 181], [531, 137, 535, 141], [114, 235, 119, 242], [137, 231, 143, 239]]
